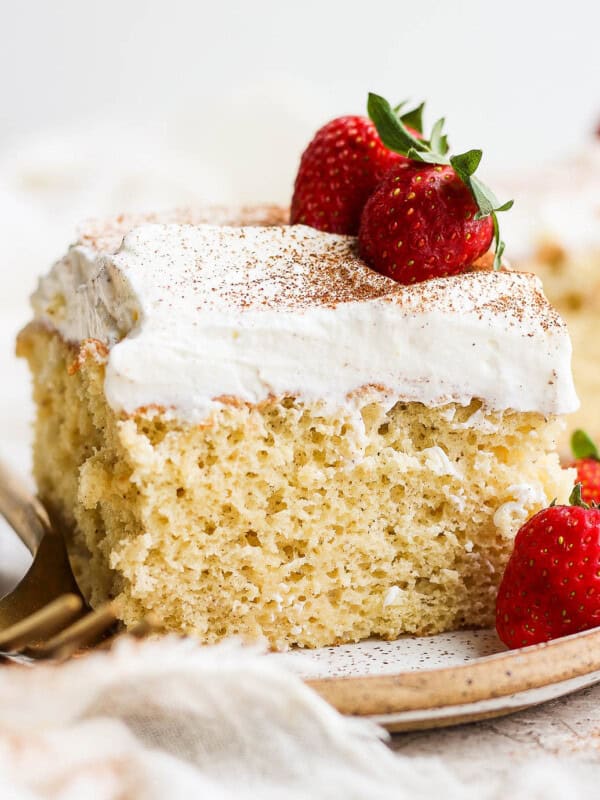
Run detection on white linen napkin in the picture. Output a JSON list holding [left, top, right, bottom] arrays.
[[0, 636, 597, 800], [0, 637, 459, 800]]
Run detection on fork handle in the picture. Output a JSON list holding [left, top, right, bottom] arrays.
[[0, 461, 50, 555]]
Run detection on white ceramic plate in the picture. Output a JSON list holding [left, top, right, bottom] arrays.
[[276, 627, 600, 731]]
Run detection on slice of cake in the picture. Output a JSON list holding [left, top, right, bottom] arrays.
[[494, 135, 600, 450], [18, 206, 577, 649]]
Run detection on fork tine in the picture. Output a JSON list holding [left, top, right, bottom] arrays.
[[25, 602, 118, 659], [0, 594, 83, 651], [96, 613, 161, 651]]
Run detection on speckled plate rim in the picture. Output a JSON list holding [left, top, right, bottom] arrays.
[[305, 626, 600, 722], [372, 669, 600, 732]]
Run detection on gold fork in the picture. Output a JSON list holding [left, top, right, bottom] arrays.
[[0, 461, 152, 660]]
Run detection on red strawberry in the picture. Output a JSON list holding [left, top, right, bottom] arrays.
[[358, 161, 494, 284], [574, 460, 600, 504], [568, 429, 600, 505], [290, 116, 406, 235], [355, 92, 512, 283], [496, 484, 600, 649]]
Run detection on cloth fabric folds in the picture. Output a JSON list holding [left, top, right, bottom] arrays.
[[0, 637, 457, 800], [0, 636, 594, 799]]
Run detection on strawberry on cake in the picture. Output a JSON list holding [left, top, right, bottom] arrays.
[[18, 95, 578, 649]]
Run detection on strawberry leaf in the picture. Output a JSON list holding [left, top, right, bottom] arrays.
[[367, 93, 427, 154], [400, 102, 425, 134], [430, 118, 448, 155], [569, 482, 590, 508], [473, 180, 498, 217], [451, 163, 513, 270], [407, 148, 449, 165], [492, 216, 505, 271], [450, 149, 483, 179], [571, 429, 600, 460]]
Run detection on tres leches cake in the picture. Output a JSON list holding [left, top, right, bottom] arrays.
[[18, 96, 579, 649]]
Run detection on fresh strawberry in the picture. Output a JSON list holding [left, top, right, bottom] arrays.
[[496, 484, 600, 649], [575, 460, 600, 504], [358, 161, 494, 283], [358, 93, 512, 284], [290, 115, 406, 235], [568, 429, 600, 505]]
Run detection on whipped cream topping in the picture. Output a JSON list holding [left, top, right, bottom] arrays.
[[32, 214, 578, 421], [493, 140, 600, 258]]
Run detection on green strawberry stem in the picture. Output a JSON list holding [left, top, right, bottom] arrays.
[[367, 93, 513, 270], [571, 429, 600, 461], [569, 482, 590, 508]]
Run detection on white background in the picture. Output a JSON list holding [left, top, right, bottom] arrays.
[[2, 0, 600, 167], [1, 0, 599, 283]]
